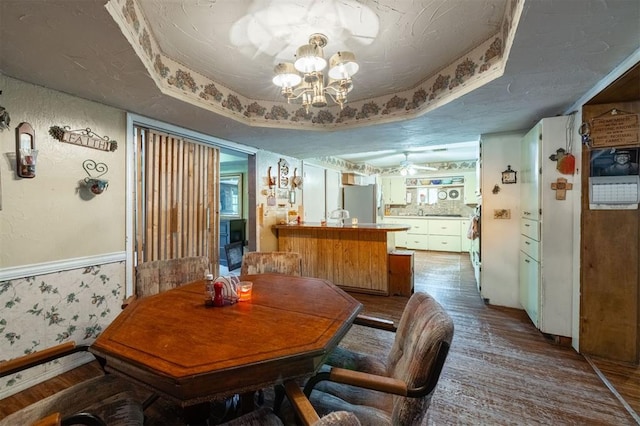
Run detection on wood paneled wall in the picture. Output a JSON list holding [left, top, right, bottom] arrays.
[[134, 127, 219, 265], [580, 101, 640, 363]]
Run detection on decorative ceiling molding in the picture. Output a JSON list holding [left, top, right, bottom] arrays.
[[106, 0, 523, 131]]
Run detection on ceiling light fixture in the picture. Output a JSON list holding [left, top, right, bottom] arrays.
[[272, 33, 359, 112]]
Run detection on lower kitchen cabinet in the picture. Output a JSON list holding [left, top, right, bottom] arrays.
[[428, 235, 460, 252], [405, 233, 429, 250], [383, 217, 466, 252], [388, 250, 414, 297], [519, 250, 540, 328]]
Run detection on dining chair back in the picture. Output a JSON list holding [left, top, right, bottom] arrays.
[[240, 251, 302, 276], [135, 256, 209, 299], [0, 342, 144, 426], [303, 292, 454, 425]]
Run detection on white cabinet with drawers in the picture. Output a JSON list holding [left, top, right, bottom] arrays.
[[518, 116, 574, 338], [405, 218, 430, 250], [427, 219, 462, 252], [383, 217, 466, 252]]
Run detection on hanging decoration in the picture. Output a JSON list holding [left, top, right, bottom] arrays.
[[49, 126, 118, 152], [588, 108, 639, 148], [82, 159, 109, 195], [558, 113, 576, 174], [0, 90, 10, 131]]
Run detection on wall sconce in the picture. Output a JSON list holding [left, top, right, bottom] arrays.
[[16, 122, 37, 178], [82, 159, 109, 195], [501, 165, 517, 184]]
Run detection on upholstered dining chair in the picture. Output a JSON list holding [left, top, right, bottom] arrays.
[[240, 251, 302, 276], [0, 341, 145, 426], [122, 256, 210, 307], [301, 292, 454, 425]]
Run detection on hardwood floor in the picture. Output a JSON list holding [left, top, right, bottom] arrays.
[[343, 251, 639, 425], [1, 251, 638, 425]]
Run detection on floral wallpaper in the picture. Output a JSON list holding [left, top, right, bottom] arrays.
[[0, 261, 125, 397]]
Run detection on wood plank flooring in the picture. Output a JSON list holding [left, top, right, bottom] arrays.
[[342, 251, 639, 425], [1, 251, 638, 425]]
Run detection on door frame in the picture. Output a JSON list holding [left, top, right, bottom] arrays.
[[125, 114, 256, 297]]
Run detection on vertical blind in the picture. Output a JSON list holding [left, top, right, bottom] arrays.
[[134, 127, 220, 265]]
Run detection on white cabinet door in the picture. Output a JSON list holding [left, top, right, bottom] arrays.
[[382, 177, 407, 205], [519, 251, 540, 327], [463, 171, 478, 204], [325, 169, 341, 216], [521, 123, 541, 220], [460, 219, 471, 252], [302, 163, 326, 222]]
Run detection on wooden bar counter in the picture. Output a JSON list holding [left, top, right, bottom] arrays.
[[274, 223, 410, 295]]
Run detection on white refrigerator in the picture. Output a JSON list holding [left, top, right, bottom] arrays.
[[342, 184, 379, 223]]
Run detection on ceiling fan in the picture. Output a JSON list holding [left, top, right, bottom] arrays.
[[397, 152, 437, 176]]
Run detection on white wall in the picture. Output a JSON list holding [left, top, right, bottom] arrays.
[[254, 151, 301, 251], [0, 75, 127, 267], [479, 131, 525, 308]]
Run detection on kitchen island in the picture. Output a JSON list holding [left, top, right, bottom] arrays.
[[274, 223, 410, 295]]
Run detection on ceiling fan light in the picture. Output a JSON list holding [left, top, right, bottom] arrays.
[[328, 51, 359, 79], [400, 168, 408, 176], [272, 63, 302, 88]]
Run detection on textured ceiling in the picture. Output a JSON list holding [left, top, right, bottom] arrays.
[[0, 0, 638, 168]]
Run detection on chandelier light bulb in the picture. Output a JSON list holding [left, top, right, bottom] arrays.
[[272, 63, 302, 88], [328, 51, 359, 80]]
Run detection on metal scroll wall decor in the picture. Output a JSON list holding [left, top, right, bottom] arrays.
[[49, 126, 118, 152], [82, 159, 109, 195]]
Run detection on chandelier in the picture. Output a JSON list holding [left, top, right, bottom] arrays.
[[272, 33, 359, 112]]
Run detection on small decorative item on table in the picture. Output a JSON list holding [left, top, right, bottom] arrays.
[[238, 281, 253, 302], [204, 273, 215, 307]]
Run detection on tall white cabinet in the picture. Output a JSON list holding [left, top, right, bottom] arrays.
[[519, 116, 574, 337]]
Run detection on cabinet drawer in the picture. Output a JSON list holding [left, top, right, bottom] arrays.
[[405, 234, 429, 250], [428, 220, 460, 236], [406, 220, 428, 235], [520, 235, 540, 261], [428, 235, 461, 252], [520, 218, 540, 241]]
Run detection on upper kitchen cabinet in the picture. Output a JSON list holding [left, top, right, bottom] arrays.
[[381, 177, 407, 205], [521, 125, 541, 220], [463, 171, 478, 204]]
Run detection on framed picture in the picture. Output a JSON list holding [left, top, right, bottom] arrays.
[[501, 165, 517, 184], [224, 241, 244, 272], [590, 147, 639, 177]]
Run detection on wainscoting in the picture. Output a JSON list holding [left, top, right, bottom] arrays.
[[1, 251, 637, 424]]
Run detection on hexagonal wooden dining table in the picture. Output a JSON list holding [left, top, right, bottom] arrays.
[[89, 273, 362, 413]]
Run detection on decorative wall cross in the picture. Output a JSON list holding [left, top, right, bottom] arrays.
[[551, 177, 573, 200]]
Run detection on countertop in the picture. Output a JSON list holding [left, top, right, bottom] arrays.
[[273, 223, 410, 231]]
